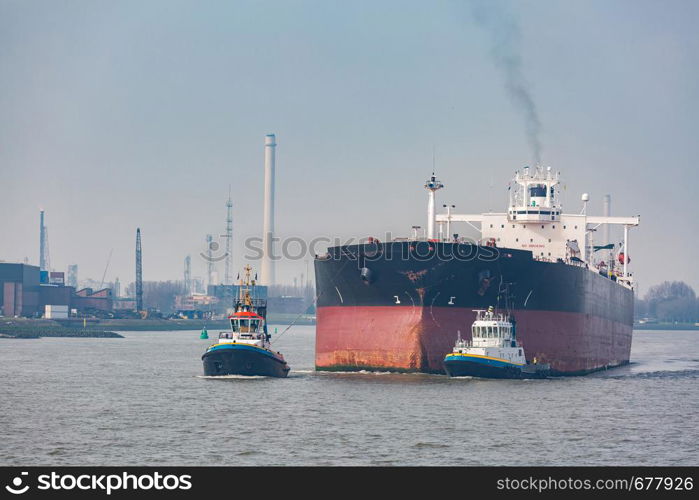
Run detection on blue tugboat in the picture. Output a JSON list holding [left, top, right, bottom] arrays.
[[443, 307, 549, 379], [202, 266, 290, 378]]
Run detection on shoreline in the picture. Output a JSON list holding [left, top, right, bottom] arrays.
[[0, 315, 316, 335]]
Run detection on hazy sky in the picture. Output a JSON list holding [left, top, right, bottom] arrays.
[[1, 0, 697, 294]]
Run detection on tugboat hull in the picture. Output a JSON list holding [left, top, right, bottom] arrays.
[[444, 355, 549, 379], [202, 345, 290, 378]]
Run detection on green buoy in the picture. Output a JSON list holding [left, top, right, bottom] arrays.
[[200, 327, 209, 339]]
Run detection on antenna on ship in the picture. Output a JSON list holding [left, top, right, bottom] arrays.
[[581, 193, 590, 215]]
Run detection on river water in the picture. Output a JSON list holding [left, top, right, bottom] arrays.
[[1, 328, 697, 465]]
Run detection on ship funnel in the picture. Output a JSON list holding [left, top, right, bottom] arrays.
[[603, 194, 611, 250], [261, 134, 276, 286]]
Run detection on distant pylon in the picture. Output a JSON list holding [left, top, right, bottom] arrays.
[[136, 228, 143, 312], [184, 255, 192, 295], [224, 187, 233, 285], [206, 234, 214, 289]]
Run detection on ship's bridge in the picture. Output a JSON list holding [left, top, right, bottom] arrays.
[[431, 165, 640, 288], [470, 310, 516, 349], [508, 166, 561, 223]]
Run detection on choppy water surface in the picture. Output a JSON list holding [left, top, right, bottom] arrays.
[[1, 328, 697, 465]]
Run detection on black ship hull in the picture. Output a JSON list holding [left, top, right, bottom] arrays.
[[443, 357, 550, 379], [314, 241, 634, 375], [202, 345, 290, 378]]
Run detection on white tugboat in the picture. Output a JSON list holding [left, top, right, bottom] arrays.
[[443, 307, 550, 379]]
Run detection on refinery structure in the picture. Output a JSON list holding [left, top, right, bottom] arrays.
[[0, 134, 312, 321]]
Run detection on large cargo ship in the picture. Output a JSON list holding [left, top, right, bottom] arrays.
[[314, 166, 640, 375]]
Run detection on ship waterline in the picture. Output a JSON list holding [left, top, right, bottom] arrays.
[[316, 304, 632, 375]]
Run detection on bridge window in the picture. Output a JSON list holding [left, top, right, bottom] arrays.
[[529, 185, 546, 197]]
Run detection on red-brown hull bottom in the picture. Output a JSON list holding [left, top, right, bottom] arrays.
[[315, 306, 632, 375]]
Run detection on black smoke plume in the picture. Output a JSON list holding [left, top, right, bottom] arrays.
[[472, 1, 543, 165]]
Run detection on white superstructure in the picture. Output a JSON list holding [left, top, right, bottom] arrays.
[[216, 308, 268, 349], [451, 309, 526, 366], [432, 166, 640, 288], [212, 265, 276, 353]]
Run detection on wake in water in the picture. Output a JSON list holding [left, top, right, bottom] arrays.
[[604, 369, 699, 380]]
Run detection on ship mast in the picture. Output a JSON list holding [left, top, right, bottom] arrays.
[[238, 264, 254, 306], [424, 173, 444, 240]]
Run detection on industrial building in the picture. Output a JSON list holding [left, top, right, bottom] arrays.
[[72, 288, 114, 313], [173, 284, 269, 317], [0, 262, 116, 318], [0, 263, 41, 316]]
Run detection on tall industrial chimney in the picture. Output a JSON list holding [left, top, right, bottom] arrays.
[[39, 210, 47, 271], [136, 228, 143, 312], [261, 134, 276, 286]]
